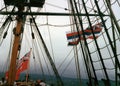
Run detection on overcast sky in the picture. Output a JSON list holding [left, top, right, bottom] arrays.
[[0, 0, 120, 80]]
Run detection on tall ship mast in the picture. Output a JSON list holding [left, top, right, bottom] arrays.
[[0, 0, 120, 86]]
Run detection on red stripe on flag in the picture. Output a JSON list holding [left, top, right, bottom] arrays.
[[5, 50, 31, 80]]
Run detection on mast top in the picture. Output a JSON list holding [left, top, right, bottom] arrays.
[[4, 0, 45, 7]]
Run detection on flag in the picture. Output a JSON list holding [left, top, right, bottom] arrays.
[[68, 39, 79, 45], [5, 50, 31, 80], [66, 23, 103, 45], [17, 51, 30, 72], [5, 71, 8, 80], [16, 51, 31, 80]]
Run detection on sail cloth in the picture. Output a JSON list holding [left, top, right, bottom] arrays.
[[5, 50, 31, 80], [66, 23, 103, 45]]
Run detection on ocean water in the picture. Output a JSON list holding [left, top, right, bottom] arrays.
[[62, 79, 116, 86], [17, 73, 116, 86], [0, 73, 116, 86]]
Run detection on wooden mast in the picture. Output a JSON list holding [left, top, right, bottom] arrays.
[[8, 6, 24, 85]]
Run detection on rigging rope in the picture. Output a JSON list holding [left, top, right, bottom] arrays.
[[29, 13, 64, 85], [44, 5, 56, 63], [45, 2, 69, 11], [29, 5, 56, 79]]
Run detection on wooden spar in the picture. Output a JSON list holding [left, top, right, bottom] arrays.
[[8, 7, 24, 85], [0, 11, 109, 16]]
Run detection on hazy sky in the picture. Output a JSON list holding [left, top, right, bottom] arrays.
[[0, 0, 120, 80]]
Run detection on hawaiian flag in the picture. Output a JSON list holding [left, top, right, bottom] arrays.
[[5, 50, 31, 80], [66, 23, 103, 45], [67, 39, 79, 45]]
